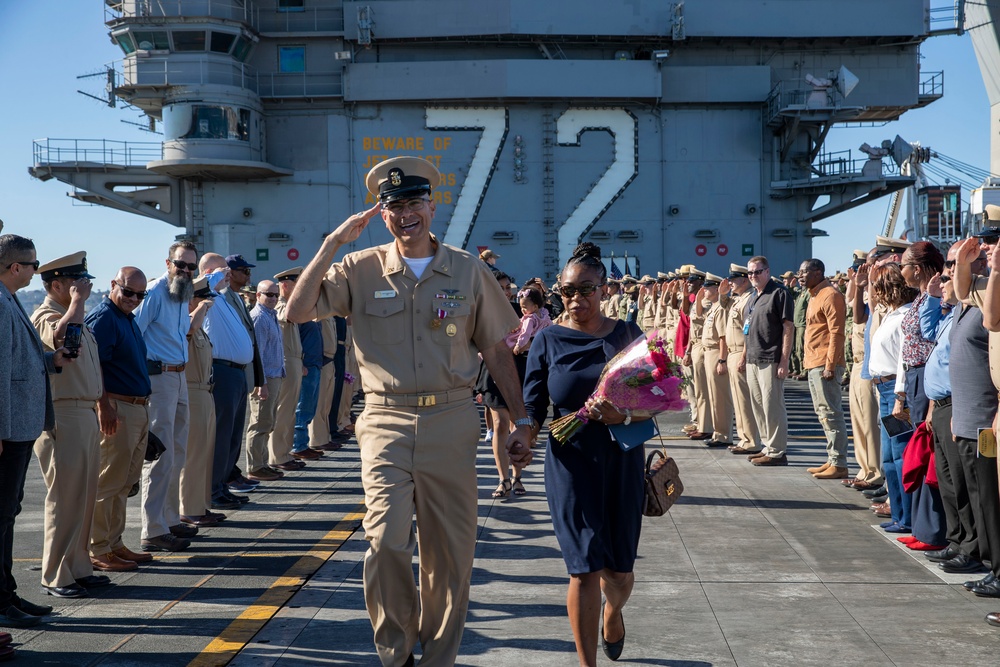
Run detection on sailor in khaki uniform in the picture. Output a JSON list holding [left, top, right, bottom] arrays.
[[684, 268, 713, 438], [700, 272, 734, 447], [31, 252, 109, 597], [285, 156, 532, 667], [721, 264, 761, 454], [638, 275, 656, 331], [603, 280, 622, 318], [846, 250, 881, 485], [268, 267, 305, 471], [179, 277, 220, 524]]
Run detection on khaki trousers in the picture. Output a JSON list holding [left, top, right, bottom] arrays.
[[246, 376, 283, 472], [34, 403, 100, 587], [727, 348, 760, 450], [849, 364, 881, 481], [690, 344, 713, 433], [806, 366, 849, 467], [92, 401, 149, 556], [309, 361, 337, 446], [747, 361, 788, 458], [703, 347, 733, 443], [141, 372, 190, 540], [180, 386, 216, 517], [358, 399, 480, 667], [269, 357, 302, 466]]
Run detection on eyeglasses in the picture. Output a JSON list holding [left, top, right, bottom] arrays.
[[9, 260, 39, 271], [170, 259, 198, 272], [747, 268, 767, 277], [113, 281, 147, 300], [984, 237, 1000, 245], [259, 291, 279, 298], [233, 267, 252, 275], [939, 275, 951, 284], [559, 283, 603, 298], [944, 260, 956, 269], [385, 198, 430, 216]]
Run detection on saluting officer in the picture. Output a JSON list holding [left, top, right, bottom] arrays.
[[701, 272, 734, 448], [31, 252, 109, 598], [722, 264, 762, 455], [179, 277, 221, 526], [285, 156, 532, 667], [267, 267, 307, 473]]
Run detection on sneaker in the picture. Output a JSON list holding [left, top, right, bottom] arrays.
[[140, 533, 191, 552], [484, 429, 494, 441], [246, 467, 282, 482], [227, 480, 257, 493]]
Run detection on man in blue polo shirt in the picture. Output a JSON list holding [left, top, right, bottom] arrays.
[[134, 241, 196, 552], [87, 266, 154, 572]]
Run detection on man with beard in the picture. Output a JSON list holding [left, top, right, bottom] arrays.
[[134, 241, 196, 552]]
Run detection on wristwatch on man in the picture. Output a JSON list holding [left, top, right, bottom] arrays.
[[514, 417, 534, 428]]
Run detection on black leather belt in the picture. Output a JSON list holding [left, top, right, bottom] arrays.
[[903, 363, 926, 372], [935, 396, 952, 408], [213, 359, 246, 370]]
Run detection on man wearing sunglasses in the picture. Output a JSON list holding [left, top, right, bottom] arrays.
[[743, 256, 795, 467], [86, 266, 152, 574], [0, 235, 73, 634], [133, 241, 199, 553], [284, 156, 532, 667], [245, 280, 286, 482]]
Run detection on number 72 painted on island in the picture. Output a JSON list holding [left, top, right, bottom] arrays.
[[430, 107, 638, 270]]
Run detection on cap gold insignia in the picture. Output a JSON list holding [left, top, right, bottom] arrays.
[[446, 323, 457, 337], [389, 169, 403, 186]]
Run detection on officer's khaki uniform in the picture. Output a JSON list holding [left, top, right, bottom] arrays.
[[725, 290, 760, 450], [688, 303, 713, 434], [31, 298, 103, 587], [337, 324, 358, 430], [308, 317, 338, 447], [848, 318, 880, 482], [180, 326, 216, 517], [640, 291, 656, 332], [605, 292, 622, 319], [702, 297, 733, 444], [268, 300, 302, 466], [314, 235, 518, 667]]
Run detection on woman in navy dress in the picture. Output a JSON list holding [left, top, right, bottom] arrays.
[[523, 243, 647, 665]]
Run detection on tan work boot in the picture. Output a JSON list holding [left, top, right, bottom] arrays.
[[806, 462, 831, 475], [814, 466, 849, 479]]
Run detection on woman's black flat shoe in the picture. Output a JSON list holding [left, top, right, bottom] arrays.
[[601, 609, 625, 661]]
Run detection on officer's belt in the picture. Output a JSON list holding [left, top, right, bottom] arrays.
[[366, 388, 472, 408], [107, 392, 149, 405]]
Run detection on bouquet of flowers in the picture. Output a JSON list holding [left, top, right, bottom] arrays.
[[549, 330, 688, 445]]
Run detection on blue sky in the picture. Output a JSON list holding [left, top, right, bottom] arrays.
[[0, 3, 988, 288]]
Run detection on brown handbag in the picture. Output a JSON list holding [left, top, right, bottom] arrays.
[[643, 449, 683, 517]]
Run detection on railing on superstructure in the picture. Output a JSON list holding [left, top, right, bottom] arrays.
[[814, 149, 899, 179], [256, 4, 345, 33], [113, 58, 344, 97], [919, 70, 944, 99], [32, 138, 163, 168], [104, 0, 259, 30]]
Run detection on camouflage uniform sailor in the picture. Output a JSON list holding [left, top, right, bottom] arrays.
[[31, 252, 107, 597], [284, 156, 533, 667]]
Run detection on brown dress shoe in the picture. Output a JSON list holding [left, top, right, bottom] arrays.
[[871, 502, 892, 518], [806, 462, 831, 474], [91, 553, 138, 572], [730, 447, 760, 455], [986, 612, 1000, 627], [273, 460, 306, 471], [747, 451, 768, 461], [853, 479, 885, 491], [246, 467, 282, 482], [814, 466, 848, 479], [291, 448, 323, 460], [751, 454, 788, 466], [310, 441, 343, 452], [113, 545, 154, 563]]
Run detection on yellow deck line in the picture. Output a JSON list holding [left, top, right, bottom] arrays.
[[187, 507, 367, 667]]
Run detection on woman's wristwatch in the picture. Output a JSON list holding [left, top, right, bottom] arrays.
[[623, 409, 632, 426]]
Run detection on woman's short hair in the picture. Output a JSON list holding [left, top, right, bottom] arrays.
[[869, 263, 918, 308]]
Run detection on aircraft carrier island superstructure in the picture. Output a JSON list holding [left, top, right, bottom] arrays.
[[30, 0, 953, 280]]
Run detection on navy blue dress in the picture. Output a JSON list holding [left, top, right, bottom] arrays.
[[524, 319, 646, 575]]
